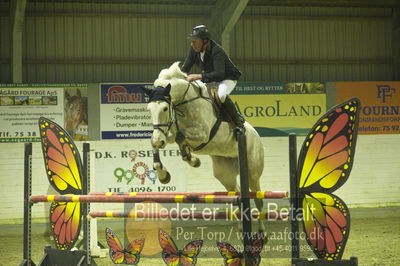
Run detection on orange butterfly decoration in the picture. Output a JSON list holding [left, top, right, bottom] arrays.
[[216, 232, 265, 266], [105, 227, 145, 265], [296, 98, 360, 260], [39, 117, 83, 250], [159, 229, 203, 266]]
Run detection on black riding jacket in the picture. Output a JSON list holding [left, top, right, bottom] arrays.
[[180, 40, 241, 83]]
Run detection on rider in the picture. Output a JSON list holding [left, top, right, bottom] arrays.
[[180, 25, 245, 129]]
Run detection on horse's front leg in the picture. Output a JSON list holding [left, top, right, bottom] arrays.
[[175, 131, 201, 168], [152, 148, 171, 184], [178, 143, 201, 168]]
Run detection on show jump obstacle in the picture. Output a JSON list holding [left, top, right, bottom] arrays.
[[88, 210, 288, 220], [22, 97, 361, 266]]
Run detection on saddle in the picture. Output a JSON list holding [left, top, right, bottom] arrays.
[[208, 86, 231, 123]]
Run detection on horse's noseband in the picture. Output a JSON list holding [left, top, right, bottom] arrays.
[[151, 99, 175, 137]]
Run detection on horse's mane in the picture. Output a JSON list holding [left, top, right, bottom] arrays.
[[159, 62, 186, 80], [154, 61, 207, 101], [154, 61, 187, 88]]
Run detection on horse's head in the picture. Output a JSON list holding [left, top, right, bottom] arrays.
[[143, 84, 174, 149], [65, 89, 87, 135]]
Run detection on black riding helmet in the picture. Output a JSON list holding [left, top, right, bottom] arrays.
[[188, 25, 210, 40]]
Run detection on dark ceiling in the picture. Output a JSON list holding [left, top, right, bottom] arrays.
[[3, 0, 399, 8]]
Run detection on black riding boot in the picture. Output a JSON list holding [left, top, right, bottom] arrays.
[[221, 96, 245, 129]]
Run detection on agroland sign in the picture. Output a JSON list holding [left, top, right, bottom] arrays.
[[231, 93, 326, 136], [242, 100, 322, 118]]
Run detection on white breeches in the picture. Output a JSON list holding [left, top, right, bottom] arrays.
[[217, 80, 237, 103]]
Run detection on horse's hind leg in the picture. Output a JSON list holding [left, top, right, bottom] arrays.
[[210, 156, 239, 191], [211, 155, 265, 232], [250, 180, 265, 233], [246, 128, 265, 233], [211, 156, 244, 232]]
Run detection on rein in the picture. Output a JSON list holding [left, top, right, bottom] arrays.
[[152, 81, 221, 151], [175, 81, 213, 107], [174, 82, 211, 108], [172, 81, 220, 151]]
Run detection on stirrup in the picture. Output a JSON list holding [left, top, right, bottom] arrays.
[[234, 126, 246, 137], [233, 117, 246, 135], [233, 114, 245, 129]]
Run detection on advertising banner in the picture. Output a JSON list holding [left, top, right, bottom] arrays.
[[100, 83, 153, 139], [0, 84, 88, 143], [231, 82, 326, 136], [336, 82, 400, 134], [94, 142, 186, 192], [64, 87, 89, 141]]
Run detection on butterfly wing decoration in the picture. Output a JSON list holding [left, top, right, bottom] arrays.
[[249, 232, 265, 265], [124, 238, 146, 264], [216, 241, 243, 266], [49, 201, 81, 250], [39, 117, 82, 195], [297, 98, 360, 260], [216, 233, 265, 266], [39, 117, 83, 250], [158, 229, 180, 265], [105, 227, 145, 265], [179, 239, 204, 266], [159, 229, 203, 266]]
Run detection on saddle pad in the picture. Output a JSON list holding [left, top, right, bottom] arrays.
[[209, 86, 230, 123]]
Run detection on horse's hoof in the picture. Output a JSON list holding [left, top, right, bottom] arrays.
[[153, 163, 162, 170], [191, 158, 201, 168], [159, 172, 171, 184]]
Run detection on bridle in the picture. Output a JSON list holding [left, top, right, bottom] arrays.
[[151, 82, 211, 139], [151, 97, 176, 137]]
